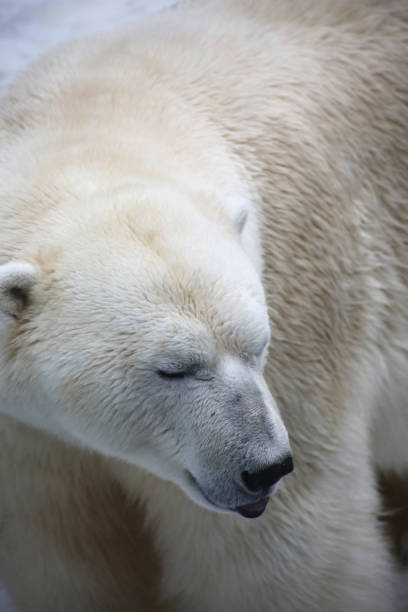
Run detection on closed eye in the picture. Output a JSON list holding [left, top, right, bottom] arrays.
[[156, 360, 202, 379], [157, 369, 188, 380]]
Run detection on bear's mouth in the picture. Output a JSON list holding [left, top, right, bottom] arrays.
[[186, 471, 270, 519], [235, 498, 269, 518]]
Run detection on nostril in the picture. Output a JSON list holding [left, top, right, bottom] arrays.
[[241, 454, 294, 492], [241, 469, 254, 491]]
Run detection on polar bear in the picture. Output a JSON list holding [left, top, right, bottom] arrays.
[[0, 1, 407, 611]]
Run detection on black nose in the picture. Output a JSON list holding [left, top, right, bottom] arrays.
[[241, 455, 294, 492]]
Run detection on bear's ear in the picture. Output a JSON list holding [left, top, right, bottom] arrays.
[[225, 196, 250, 235], [0, 262, 38, 320], [233, 208, 249, 234]]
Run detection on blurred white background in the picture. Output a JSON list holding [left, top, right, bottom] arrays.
[[0, 0, 178, 93]]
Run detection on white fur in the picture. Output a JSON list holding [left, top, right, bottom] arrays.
[[371, 336, 408, 473], [0, 0, 407, 611]]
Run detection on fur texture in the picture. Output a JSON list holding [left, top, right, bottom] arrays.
[[0, 1, 407, 610]]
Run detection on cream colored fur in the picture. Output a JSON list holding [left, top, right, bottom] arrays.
[[0, 1, 407, 611]]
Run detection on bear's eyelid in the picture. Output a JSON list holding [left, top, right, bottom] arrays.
[[156, 361, 201, 379], [157, 369, 188, 380]]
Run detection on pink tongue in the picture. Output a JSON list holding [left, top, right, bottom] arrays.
[[236, 498, 269, 519]]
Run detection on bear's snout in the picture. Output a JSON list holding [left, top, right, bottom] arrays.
[[241, 454, 294, 493]]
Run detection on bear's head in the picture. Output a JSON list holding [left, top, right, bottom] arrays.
[[0, 182, 292, 518]]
